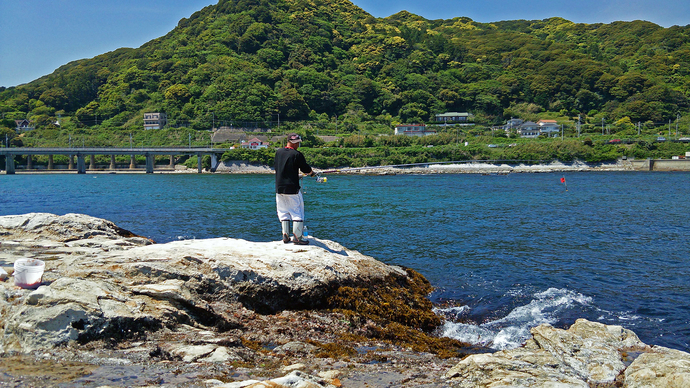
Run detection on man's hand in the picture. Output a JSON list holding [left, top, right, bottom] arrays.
[[308, 170, 317, 177]]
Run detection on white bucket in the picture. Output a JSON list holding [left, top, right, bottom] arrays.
[[14, 259, 45, 289]]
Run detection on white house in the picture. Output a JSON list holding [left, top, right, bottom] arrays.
[[240, 137, 269, 150], [504, 118, 524, 131], [435, 112, 473, 123], [518, 121, 540, 138], [394, 124, 437, 137], [143, 113, 167, 130], [537, 119, 559, 137]]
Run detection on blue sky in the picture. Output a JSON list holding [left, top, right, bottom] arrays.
[[1, 0, 688, 88]]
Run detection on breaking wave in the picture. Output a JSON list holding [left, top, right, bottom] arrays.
[[434, 288, 593, 350]]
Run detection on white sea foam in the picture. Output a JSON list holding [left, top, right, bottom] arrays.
[[617, 313, 641, 321], [435, 288, 593, 350], [597, 308, 661, 324]]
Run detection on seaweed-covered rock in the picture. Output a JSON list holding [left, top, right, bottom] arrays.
[[110, 236, 409, 313]]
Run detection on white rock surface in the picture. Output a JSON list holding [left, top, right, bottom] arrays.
[[0, 213, 409, 353], [211, 370, 338, 388], [446, 318, 690, 387], [0, 212, 148, 242], [624, 346, 690, 388]]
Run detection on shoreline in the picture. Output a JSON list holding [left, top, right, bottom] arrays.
[[1, 159, 637, 175]]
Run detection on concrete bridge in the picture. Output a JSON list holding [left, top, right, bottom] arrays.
[[0, 147, 232, 174]]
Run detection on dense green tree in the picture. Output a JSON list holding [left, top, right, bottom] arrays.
[[1, 0, 690, 132]]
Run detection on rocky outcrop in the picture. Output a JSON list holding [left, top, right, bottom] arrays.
[[445, 318, 690, 387], [624, 346, 690, 387], [0, 212, 145, 242], [0, 213, 430, 354], [214, 160, 274, 173]]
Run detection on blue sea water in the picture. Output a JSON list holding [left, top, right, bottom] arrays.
[[1, 171, 689, 352]]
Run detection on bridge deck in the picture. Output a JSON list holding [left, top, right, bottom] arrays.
[[0, 147, 231, 156], [1, 147, 235, 174]]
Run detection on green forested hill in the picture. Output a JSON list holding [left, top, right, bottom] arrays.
[[1, 0, 689, 134]]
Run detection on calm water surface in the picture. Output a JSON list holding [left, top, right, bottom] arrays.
[[1, 171, 689, 351]]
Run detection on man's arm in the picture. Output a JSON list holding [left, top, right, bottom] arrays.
[[297, 152, 314, 176]]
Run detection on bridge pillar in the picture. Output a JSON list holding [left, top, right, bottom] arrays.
[[27, 155, 33, 170], [210, 154, 218, 172], [48, 155, 54, 170], [76, 155, 86, 174], [89, 155, 96, 170], [145, 153, 154, 174], [130, 155, 136, 169], [197, 153, 203, 173], [5, 154, 15, 174], [110, 155, 116, 170], [169, 155, 175, 168], [68, 155, 75, 170]]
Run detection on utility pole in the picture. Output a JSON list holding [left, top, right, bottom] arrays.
[[601, 118, 605, 135], [577, 115, 581, 137], [676, 113, 680, 139]]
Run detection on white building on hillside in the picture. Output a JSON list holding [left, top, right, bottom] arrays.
[[240, 137, 269, 150], [537, 119, 560, 137], [394, 124, 436, 137], [435, 112, 473, 123], [143, 113, 167, 130]]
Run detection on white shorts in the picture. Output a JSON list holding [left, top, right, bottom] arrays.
[[276, 192, 304, 222]]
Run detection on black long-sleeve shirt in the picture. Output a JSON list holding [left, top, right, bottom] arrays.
[[275, 147, 312, 194]]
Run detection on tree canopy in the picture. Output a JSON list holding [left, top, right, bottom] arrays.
[[1, 0, 689, 131]]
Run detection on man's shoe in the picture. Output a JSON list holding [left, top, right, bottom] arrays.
[[282, 233, 291, 243], [293, 237, 309, 245]]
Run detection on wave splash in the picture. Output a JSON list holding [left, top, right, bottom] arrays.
[[434, 288, 593, 350]]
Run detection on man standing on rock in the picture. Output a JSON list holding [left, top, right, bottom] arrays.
[[275, 133, 315, 245]]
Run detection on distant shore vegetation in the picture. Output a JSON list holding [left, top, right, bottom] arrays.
[[2, 0, 690, 166], [3, 123, 689, 170]]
